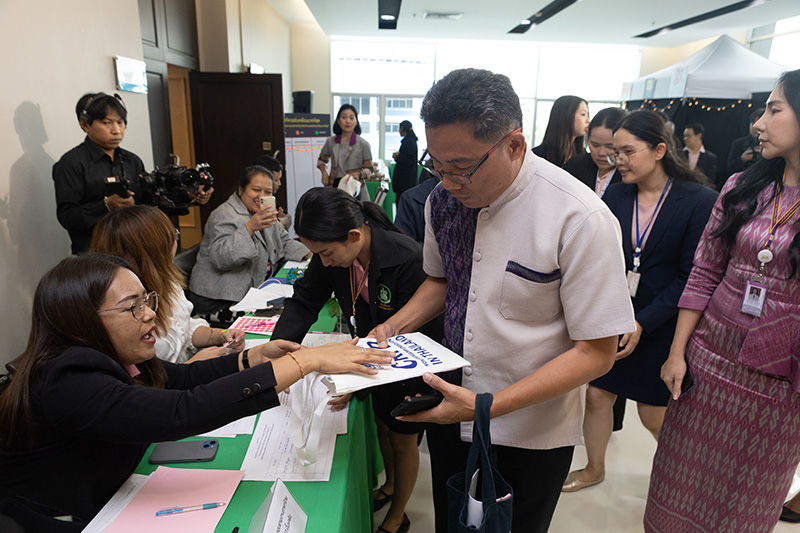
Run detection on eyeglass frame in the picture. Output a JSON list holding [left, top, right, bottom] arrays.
[[606, 146, 651, 167], [99, 291, 159, 320], [419, 127, 523, 185]]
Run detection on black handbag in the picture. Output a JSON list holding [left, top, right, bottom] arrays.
[[446, 393, 513, 533]]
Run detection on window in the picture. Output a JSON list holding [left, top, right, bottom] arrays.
[[331, 37, 641, 161], [770, 16, 800, 69]]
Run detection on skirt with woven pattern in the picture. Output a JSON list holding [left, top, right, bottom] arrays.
[[644, 336, 800, 533]]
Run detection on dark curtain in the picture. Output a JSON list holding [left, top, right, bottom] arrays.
[[625, 92, 769, 186]]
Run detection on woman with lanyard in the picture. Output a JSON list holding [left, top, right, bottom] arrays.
[[644, 70, 800, 532], [562, 110, 717, 493], [564, 107, 627, 198], [271, 188, 443, 533], [317, 104, 374, 201]]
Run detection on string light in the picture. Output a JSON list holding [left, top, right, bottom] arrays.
[[625, 96, 759, 114]]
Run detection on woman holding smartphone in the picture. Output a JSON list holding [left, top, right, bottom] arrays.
[[645, 70, 800, 532], [0, 253, 392, 530], [189, 165, 310, 323], [271, 188, 443, 533]]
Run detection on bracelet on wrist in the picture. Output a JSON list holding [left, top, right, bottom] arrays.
[[287, 352, 305, 377], [103, 197, 110, 211], [241, 349, 251, 369]]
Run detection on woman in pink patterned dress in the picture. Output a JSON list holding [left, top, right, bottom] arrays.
[[644, 69, 800, 532]]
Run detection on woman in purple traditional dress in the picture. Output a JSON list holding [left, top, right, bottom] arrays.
[[644, 69, 800, 532]]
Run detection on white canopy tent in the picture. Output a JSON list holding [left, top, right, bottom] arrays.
[[627, 35, 787, 101]]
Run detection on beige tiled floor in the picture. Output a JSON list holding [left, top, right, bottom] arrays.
[[376, 401, 800, 532]]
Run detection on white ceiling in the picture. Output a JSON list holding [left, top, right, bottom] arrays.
[[290, 0, 800, 47]]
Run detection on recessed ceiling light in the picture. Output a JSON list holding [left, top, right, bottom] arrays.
[[508, 0, 578, 34], [379, 0, 402, 29]]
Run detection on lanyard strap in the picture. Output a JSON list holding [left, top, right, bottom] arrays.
[[596, 169, 613, 198], [633, 177, 672, 271], [349, 260, 370, 318], [764, 173, 800, 250]]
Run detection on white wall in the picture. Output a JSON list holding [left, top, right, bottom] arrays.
[[197, 0, 294, 112], [240, 0, 293, 113], [290, 23, 332, 115], [0, 0, 153, 366]]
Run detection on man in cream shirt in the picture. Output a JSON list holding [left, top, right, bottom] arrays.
[[370, 69, 635, 533]]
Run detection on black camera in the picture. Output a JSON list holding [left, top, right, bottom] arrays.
[[138, 162, 214, 216]]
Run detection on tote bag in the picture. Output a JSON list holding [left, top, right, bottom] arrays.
[[446, 393, 513, 533], [336, 174, 362, 197]]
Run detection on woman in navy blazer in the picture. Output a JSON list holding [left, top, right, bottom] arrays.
[[563, 110, 717, 492]]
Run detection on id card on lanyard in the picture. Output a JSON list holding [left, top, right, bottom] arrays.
[[742, 173, 800, 317], [628, 178, 672, 298]]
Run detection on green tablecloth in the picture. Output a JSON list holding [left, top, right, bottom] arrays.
[[135, 397, 381, 532], [134, 273, 382, 532]]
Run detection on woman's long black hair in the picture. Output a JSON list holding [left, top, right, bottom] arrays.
[[294, 188, 400, 242], [539, 95, 587, 167], [712, 69, 800, 277]]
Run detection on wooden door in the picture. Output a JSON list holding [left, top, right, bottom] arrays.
[[168, 65, 202, 248], [189, 73, 285, 226]]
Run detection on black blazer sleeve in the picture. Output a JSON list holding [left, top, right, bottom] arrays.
[[38, 348, 280, 445], [271, 254, 336, 344]]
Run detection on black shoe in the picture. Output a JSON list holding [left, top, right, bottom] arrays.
[[781, 504, 800, 523], [377, 513, 410, 533], [373, 487, 393, 512]]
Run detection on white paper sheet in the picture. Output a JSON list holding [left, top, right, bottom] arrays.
[[300, 332, 351, 348], [197, 414, 257, 438], [282, 259, 310, 270], [230, 284, 294, 312], [82, 474, 149, 533], [240, 405, 337, 481]]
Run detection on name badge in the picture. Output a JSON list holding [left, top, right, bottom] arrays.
[[626, 270, 641, 298], [741, 281, 767, 317]]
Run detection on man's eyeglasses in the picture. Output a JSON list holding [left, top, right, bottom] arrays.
[[419, 127, 523, 185], [606, 147, 650, 167], [99, 291, 158, 320]]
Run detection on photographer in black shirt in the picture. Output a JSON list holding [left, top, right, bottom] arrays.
[[53, 93, 144, 254]]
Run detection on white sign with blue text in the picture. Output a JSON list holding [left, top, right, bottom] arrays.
[[321, 332, 469, 395]]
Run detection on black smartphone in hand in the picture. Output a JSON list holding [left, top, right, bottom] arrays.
[[391, 392, 443, 418], [680, 362, 695, 398]]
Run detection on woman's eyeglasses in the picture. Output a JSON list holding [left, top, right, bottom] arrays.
[[606, 147, 650, 166], [99, 291, 158, 320]]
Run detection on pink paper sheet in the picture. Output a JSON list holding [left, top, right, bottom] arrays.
[[106, 466, 243, 533]]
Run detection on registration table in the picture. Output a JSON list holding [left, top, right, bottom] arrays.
[[134, 397, 382, 532], [134, 269, 381, 532]]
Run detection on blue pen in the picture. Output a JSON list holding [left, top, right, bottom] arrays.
[[155, 502, 226, 516]]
